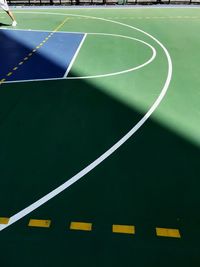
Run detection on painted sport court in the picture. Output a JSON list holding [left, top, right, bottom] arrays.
[[0, 6, 200, 267]]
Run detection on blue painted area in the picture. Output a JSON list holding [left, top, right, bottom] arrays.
[[0, 29, 84, 81]]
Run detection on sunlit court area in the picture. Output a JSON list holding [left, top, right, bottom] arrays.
[[0, 0, 200, 266]]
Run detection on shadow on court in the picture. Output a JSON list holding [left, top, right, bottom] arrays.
[[0, 22, 11, 27], [0, 65, 199, 267]]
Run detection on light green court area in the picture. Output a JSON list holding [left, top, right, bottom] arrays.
[[0, 7, 200, 267]]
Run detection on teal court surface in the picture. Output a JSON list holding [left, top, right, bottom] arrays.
[[0, 6, 200, 267]]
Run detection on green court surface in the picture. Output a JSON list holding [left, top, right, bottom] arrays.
[[0, 6, 200, 267]]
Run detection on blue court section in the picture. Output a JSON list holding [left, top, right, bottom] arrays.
[[0, 29, 85, 81]]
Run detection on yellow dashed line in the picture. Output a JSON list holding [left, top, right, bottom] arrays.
[[0, 18, 69, 86], [7, 72, 12, 77], [28, 219, 51, 228], [0, 78, 6, 84], [102, 16, 200, 20], [0, 215, 183, 238], [56, 16, 200, 21], [112, 224, 135, 235], [156, 227, 181, 238], [0, 217, 10, 224], [70, 222, 92, 231], [53, 18, 69, 33]]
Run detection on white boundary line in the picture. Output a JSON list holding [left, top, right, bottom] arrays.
[[64, 33, 87, 78], [4, 77, 64, 84], [0, 28, 85, 34], [0, 12, 172, 232]]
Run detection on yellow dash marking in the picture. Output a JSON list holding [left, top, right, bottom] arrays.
[[0, 217, 9, 224], [28, 219, 51, 228], [70, 222, 92, 231], [0, 78, 6, 84], [156, 227, 181, 238], [7, 72, 12, 77], [24, 57, 29, 61], [19, 62, 23, 65], [53, 17, 69, 33], [112, 224, 135, 234], [13, 67, 18, 71]]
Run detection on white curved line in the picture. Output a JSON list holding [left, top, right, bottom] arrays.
[[0, 12, 172, 232], [66, 33, 156, 79]]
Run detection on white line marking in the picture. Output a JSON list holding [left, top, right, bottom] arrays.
[[0, 12, 172, 232], [67, 33, 156, 79], [0, 28, 85, 34], [3, 77, 64, 84], [64, 33, 87, 78]]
